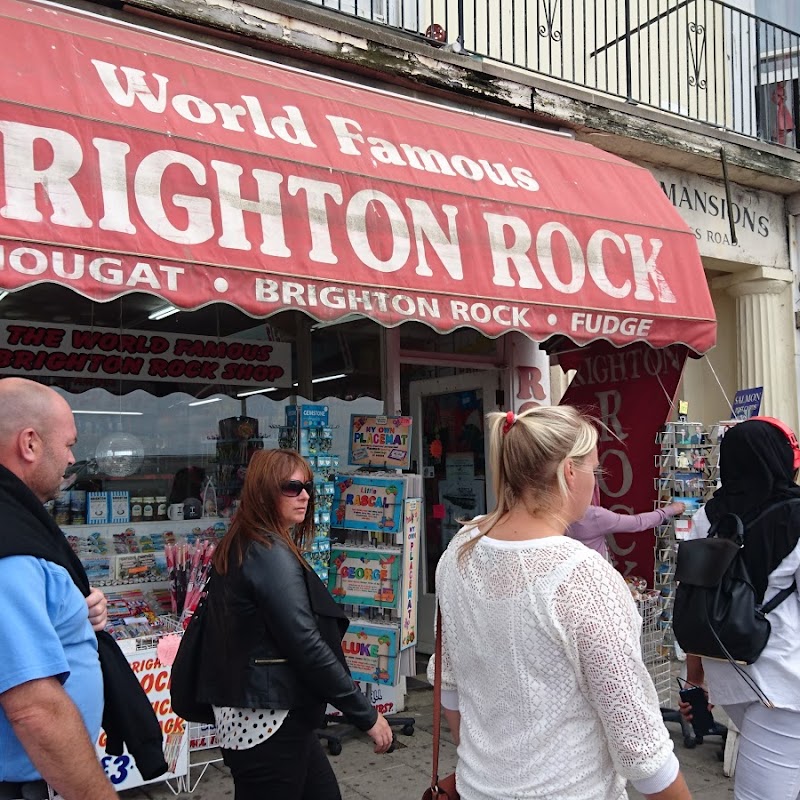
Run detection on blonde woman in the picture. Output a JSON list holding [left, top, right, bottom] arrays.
[[428, 406, 691, 800]]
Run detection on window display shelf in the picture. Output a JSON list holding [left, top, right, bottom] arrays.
[[71, 518, 227, 581], [101, 474, 176, 482]]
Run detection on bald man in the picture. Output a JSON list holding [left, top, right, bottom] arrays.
[[0, 377, 117, 800]]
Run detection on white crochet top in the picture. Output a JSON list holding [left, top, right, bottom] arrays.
[[428, 527, 677, 800]]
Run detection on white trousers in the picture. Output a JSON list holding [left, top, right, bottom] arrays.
[[724, 703, 800, 800]]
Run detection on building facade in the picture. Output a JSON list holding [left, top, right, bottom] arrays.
[[1, 0, 798, 652]]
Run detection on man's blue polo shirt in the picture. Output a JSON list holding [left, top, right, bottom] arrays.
[[0, 555, 104, 781]]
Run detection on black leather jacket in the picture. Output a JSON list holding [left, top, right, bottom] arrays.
[[196, 534, 377, 731]]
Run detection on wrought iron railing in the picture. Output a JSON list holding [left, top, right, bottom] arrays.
[[301, 0, 800, 151]]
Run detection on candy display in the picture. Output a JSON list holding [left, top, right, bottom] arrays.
[[71, 519, 228, 624], [104, 588, 172, 640], [166, 539, 217, 624]]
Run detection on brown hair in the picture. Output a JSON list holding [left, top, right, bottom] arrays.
[[213, 448, 314, 574]]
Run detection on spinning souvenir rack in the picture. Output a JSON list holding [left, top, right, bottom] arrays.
[[317, 470, 420, 754], [275, 407, 420, 754], [649, 422, 719, 703], [652, 420, 719, 689], [650, 420, 734, 748]]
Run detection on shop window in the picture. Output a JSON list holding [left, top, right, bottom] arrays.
[[0, 285, 385, 519]]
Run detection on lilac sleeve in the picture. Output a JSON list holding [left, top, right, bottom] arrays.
[[594, 506, 667, 534]]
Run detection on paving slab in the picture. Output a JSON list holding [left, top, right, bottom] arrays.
[[120, 682, 734, 800]]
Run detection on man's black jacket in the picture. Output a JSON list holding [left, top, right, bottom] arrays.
[[0, 465, 168, 781]]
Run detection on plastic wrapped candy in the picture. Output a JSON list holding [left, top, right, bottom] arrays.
[[624, 575, 648, 601]]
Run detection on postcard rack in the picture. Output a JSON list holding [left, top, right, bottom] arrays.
[[650, 420, 731, 748], [651, 422, 721, 701]]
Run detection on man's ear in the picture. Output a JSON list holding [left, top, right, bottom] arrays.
[[18, 428, 39, 464]]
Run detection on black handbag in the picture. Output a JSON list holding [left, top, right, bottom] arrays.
[[170, 578, 215, 724]]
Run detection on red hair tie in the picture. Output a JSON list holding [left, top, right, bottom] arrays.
[[502, 410, 517, 435]]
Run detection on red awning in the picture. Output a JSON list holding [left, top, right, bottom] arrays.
[[0, 0, 716, 353]]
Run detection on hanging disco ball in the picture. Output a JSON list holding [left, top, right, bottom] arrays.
[[95, 433, 145, 478]]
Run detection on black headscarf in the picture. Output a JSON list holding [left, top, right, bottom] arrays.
[[705, 419, 800, 524]]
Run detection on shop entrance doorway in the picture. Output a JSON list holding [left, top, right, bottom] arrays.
[[410, 372, 499, 652]]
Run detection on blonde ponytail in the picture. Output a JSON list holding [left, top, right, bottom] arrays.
[[458, 405, 598, 561]]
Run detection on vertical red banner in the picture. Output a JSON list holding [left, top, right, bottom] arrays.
[[559, 342, 687, 585]]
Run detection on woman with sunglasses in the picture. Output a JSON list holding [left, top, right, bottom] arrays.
[[196, 448, 393, 800]]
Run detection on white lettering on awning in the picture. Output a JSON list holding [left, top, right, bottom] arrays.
[[0, 119, 675, 306]]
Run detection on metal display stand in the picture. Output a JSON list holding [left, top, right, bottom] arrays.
[[167, 753, 224, 794], [275, 409, 418, 756], [652, 421, 728, 750], [320, 471, 421, 754], [168, 724, 225, 794]]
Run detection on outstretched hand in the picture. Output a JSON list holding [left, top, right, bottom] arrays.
[[666, 501, 686, 517]]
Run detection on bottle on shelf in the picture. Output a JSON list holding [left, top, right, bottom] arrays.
[[142, 495, 155, 522], [131, 495, 144, 523]]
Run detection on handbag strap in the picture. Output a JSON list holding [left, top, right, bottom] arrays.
[[746, 497, 800, 528], [761, 579, 797, 614], [430, 604, 445, 793], [746, 499, 800, 614]]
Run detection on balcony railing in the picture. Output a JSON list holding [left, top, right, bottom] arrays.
[[300, 0, 800, 151]]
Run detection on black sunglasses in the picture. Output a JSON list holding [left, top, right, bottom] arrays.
[[280, 480, 314, 498]]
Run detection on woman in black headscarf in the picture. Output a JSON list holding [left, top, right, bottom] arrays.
[[684, 418, 800, 800]]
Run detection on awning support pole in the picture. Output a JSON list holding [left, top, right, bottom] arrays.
[[381, 327, 401, 415]]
